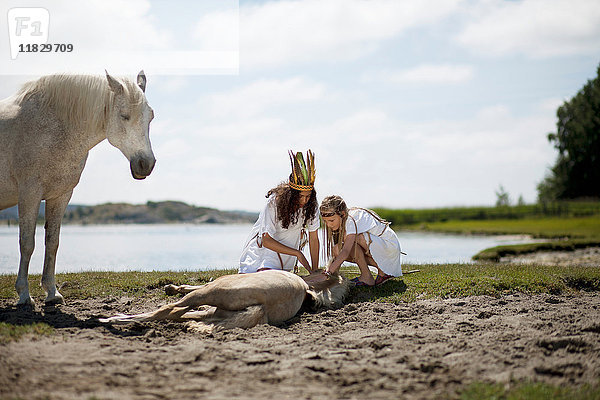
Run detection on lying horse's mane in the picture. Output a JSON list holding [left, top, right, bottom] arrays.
[[15, 74, 143, 133], [304, 273, 349, 310]]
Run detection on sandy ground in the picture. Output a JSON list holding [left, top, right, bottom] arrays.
[[501, 247, 600, 266], [1, 289, 599, 400]]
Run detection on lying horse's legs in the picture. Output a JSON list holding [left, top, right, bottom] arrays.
[[184, 306, 267, 333], [15, 191, 43, 306], [212, 305, 267, 330], [101, 283, 256, 324], [164, 284, 204, 296], [41, 191, 72, 305]]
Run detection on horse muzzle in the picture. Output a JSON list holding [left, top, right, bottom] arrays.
[[130, 153, 156, 180]]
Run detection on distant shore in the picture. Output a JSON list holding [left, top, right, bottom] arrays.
[[0, 201, 258, 225]]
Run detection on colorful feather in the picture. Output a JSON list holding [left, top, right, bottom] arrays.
[[288, 150, 298, 183], [288, 149, 315, 188], [296, 152, 308, 184], [307, 150, 315, 184]]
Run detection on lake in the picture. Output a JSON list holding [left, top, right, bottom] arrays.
[[0, 224, 538, 274]]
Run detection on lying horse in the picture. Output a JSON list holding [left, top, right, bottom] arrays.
[[0, 71, 156, 305], [100, 270, 349, 332]]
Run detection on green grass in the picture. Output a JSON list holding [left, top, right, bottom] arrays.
[[473, 238, 600, 261], [0, 321, 53, 344], [406, 216, 600, 261], [414, 216, 600, 239], [374, 201, 600, 227], [2, 264, 598, 305], [0, 269, 237, 301], [342, 263, 600, 304], [459, 380, 600, 400]]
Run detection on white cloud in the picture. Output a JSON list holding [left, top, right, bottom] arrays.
[[70, 99, 558, 210], [151, 76, 189, 95], [537, 97, 565, 113], [456, 0, 600, 58], [237, 0, 462, 68], [192, 6, 239, 51], [365, 64, 474, 84], [203, 77, 327, 119]]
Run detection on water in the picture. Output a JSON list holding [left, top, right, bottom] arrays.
[[0, 224, 538, 274]]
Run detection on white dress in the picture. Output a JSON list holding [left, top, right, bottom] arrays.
[[239, 194, 320, 273], [345, 208, 403, 277]]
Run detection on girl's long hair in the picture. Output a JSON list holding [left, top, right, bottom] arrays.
[[319, 195, 390, 260], [267, 182, 317, 229], [319, 195, 349, 260]]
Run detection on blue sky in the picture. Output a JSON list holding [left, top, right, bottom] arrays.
[[1, 0, 599, 212]]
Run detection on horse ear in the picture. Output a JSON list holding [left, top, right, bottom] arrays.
[[137, 70, 147, 93], [105, 70, 124, 95]]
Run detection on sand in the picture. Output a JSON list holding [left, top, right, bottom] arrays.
[[501, 246, 600, 267], [1, 290, 599, 400]]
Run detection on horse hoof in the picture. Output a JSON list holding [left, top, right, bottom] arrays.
[[164, 284, 178, 296], [45, 293, 64, 305], [17, 294, 35, 307]]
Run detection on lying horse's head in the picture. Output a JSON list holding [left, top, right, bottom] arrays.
[[302, 272, 350, 311]]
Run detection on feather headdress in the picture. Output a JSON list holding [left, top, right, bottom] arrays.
[[288, 149, 315, 191]]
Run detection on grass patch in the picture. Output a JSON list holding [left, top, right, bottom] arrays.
[[411, 216, 600, 262], [460, 380, 600, 400], [413, 216, 600, 239], [1, 264, 598, 305], [0, 269, 237, 301], [341, 263, 600, 304], [375, 201, 600, 227], [473, 238, 600, 261], [0, 321, 53, 344]]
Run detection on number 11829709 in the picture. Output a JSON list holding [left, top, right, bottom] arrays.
[[19, 43, 73, 53]]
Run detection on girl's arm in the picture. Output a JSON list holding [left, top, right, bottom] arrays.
[[261, 233, 311, 270], [308, 230, 319, 272], [326, 233, 356, 274]]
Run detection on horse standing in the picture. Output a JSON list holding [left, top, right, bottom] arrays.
[[100, 270, 349, 332], [0, 71, 156, 305]]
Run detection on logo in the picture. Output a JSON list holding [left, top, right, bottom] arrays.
[[7, 8, 49, 60]]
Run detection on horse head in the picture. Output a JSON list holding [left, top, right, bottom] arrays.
[[303, 272, 350, 310], [105, 70, 156, 180]]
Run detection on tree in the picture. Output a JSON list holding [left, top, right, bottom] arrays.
[[537, 63, 600, 201], [495, 185, 510, 207]]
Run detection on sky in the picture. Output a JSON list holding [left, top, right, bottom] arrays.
[[1, 0, 599, 213]]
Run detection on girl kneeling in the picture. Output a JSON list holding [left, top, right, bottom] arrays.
[[320, 195, 403, 286]]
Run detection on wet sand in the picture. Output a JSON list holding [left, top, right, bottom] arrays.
[[501, 246, 600, 267], [1, 290, 599, 399]]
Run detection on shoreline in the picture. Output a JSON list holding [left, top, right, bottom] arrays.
[[500, 246, 600, 266]]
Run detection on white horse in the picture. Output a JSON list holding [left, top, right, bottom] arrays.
[[0, 71, 156, 306], [100, 270, 349, 332]]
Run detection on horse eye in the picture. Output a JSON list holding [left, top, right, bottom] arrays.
[[121, 114, 130, 121]]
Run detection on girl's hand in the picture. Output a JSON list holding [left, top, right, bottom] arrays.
[[296, 252, 311, 271]]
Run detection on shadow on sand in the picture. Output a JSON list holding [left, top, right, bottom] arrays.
[[0, 302, 152, 338]]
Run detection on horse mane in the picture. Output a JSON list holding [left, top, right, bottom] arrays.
[[305, 273, 350, 310], [15, 74, 143, 132]]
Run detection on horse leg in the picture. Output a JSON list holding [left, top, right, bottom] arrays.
[[100, 288, 214, 324], [164, 284, 204, 296], [15, 193, 43, 306], [41, 191, 72, 304], [102, 283, 261, 324], [211, 305, 267, 330]]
